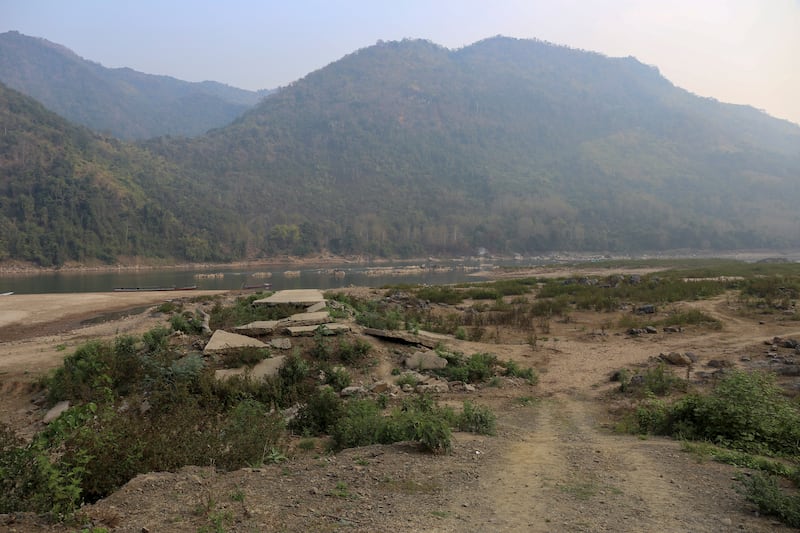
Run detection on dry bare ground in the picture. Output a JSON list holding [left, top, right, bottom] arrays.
[[0, 276, 797, 532]]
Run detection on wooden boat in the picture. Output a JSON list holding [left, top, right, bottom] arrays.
[[0, 291, 13, 296], [113, 286, 197, 292], [241, 282, 272, 290]]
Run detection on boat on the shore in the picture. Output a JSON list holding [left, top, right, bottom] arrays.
[[113, 286, 198, 292], [0, 291, 13, 296]]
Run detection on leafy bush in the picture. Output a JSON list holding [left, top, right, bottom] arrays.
[[325, 366, 352, 391], [220, 347, 270, 368], [338, 338, 372, 364], [661, 309, 721, 329], [629, 370, 800, 456], [503, 360, 537, 384], [737, 472, 800, 528], [290, 387, 343, 436], [436, 352, 498, 383], [169, 311, 204, 334], [209, 296, 300, 329], [415, 286, 463, 304], [457, 401, 496, 435]]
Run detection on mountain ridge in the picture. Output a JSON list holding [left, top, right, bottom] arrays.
[[0, 31, 268, 139], [2, 35, 799, 265]]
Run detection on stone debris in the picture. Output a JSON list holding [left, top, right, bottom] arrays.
[[362, 328, 439, 348]]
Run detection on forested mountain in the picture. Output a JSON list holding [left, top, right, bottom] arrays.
[[147, 37, 800, 257], [0, 82, 242, 265], [3, 36, 800, 265], [0, 31, 267, 140]]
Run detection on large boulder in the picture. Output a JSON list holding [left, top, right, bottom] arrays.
[[404, 350, 448, 370]]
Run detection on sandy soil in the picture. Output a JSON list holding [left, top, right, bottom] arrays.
[[1, 276, 798, 532]]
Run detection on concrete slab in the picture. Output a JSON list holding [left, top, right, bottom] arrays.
[[204, 330, 268, 354], [285, 323, 350, 337], [307, 301, 328, 313], [233, 320, 279, 336], [285, 311, 330, 326], [254, 289, 325, 307], [215, 355, 286, 380]]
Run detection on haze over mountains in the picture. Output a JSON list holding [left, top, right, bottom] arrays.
[[0, 31, 268, 140], [1, 33, 799, 266]]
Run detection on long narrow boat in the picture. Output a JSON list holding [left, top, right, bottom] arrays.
[[241, 283, 272, 290], [0, 291, 13, 296], [113, 286, 197, 292]]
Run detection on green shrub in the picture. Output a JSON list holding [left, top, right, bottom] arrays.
[[436, 352, 498, 383], [457, 402, 496, 435], [169, 312, 204, 334], [661, 309, 722, 329], [503, 360, 537, 384], [290, 387, 343, 436], [641, 364, 686, 396], [395, 373, 420, 388], [737, 472, 800, 528], [415, 286, 463, 304], [142, 326, 170, 354], [220, 347, 270, 369], [325, 366, 352, 391], [331, 400, 385, 449], [338, 338, 372, 364]]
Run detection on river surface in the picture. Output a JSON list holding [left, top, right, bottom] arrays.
[[0, 261, 502, 294]]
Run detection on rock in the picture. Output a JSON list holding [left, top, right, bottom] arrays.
[[627, 328, 646, 336], [401, 383, 414, 393], [415, 380, 450, 393], [645, 326, 658, 334], [636, 304, 656, 315], [782, 338, 799, 349], [404, 350, 448, 370], [663, 325, 682, 333], [270, 337, 292, 350], [43, 400, 70, 424], [707, 359, 731, 368], [370, 381, 393, 394], [661, 352, 692, 366], [340, 386, 367, 397], [204, 330, 267, 354], [684, 351, 698, 363], [740, 355, 751, 362]]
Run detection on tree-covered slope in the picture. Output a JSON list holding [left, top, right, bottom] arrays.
[[4, 36, 800, 265], [0, 82, 243, 265], [149, 37, 800, 257], [0, 31, 267, 140]]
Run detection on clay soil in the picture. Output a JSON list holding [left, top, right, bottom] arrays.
[[0, 270, 798, 532]]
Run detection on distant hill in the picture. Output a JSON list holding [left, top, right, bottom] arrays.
[[0, 82, 242, 265], [148, 37, 800, 257], [0, 31, 268, 139], [3, 36, 800, 266]]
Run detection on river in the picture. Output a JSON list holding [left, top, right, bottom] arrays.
[[0, 261, 501, 294]]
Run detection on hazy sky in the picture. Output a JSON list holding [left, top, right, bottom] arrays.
[[2, 0, 798, 125]]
